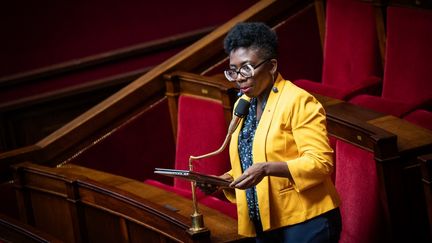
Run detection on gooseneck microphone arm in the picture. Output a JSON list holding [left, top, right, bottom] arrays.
[[189, 97, 251, 164], [187, 98, 250, 232], [189, 106, 247, 161]]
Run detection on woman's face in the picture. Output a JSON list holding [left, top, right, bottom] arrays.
[[228, 47, 275, 98]]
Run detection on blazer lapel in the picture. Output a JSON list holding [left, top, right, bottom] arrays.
[[253, 74, 286, 162]]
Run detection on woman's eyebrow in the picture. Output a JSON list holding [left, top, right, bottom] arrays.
[[229, 60, 251, 68]]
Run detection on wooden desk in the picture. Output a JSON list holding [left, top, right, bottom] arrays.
[[369, 115, 432, 153]]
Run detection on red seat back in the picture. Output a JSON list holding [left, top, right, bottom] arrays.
[[322, 0, 381, 89], [335, 140, 387, 243], [382, 6, 432, 107], [174, 95, 231, 190]]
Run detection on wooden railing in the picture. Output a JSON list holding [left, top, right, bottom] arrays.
[[12, 162, 245, 243]]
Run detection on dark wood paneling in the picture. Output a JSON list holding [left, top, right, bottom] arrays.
[[84, 207, 126, 243], [419, 154, 432, 240], [127, 220, 178, 243], [0, 69, 146, 152], [0, 213, 62, 243], [31, 191, 77, 242]]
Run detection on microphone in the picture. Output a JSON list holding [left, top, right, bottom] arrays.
[[235, 98, 251, 117], [227, 98, 251, 135]]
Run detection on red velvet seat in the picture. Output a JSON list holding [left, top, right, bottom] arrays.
[[145, 95, 237, 219], [294, 0, 382, 100], [403, 109, 432, 131], [350, 6, 432, 128], [335, 140, 387, 243]]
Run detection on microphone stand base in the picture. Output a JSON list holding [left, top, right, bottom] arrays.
[[188, 213, 207, 233]]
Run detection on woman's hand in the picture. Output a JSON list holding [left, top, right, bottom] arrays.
[[230, 163, 267, 189], [197, 173, 234, 195], [196, 182, 219, 195], [229, 162, 292, 189]]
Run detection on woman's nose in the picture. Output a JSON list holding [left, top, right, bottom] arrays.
[[235, 75, 247, 83]]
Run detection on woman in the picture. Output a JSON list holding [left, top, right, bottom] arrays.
[[202, 22, 341, 243]]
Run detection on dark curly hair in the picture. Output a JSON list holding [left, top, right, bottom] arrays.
[[224, 22, 278, 60]]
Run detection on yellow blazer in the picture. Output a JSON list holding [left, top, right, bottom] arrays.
[[225, 74, 340, 237]]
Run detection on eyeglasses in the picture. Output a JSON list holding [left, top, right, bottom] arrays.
[[224, 59, 270, 82]]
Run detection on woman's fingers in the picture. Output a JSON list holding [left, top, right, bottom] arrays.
[[197, 182, 218, 194], [230, 164, 267, 189], [230, 173, 257, 189]]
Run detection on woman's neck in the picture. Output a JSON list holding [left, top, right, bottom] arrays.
[[256, 86, 272, 121], [257, 86, 272, 108]]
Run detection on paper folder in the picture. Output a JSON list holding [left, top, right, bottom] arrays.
[[154, 168, 231, 187]]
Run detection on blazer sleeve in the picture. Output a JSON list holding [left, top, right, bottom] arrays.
[[222, 169, 236, 203], [285, 93, 334, 192]]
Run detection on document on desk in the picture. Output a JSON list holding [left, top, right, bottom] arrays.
[[154, 168, 231, 187]]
